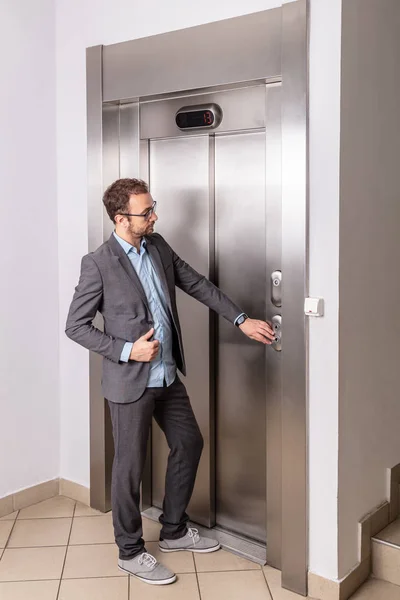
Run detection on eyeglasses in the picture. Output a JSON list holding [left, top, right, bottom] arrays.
[[119, 201, 157, 220]]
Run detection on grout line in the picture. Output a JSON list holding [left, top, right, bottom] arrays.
[[0, 575, 128, 583], [128, 573, 130, 599], [3, 510, 20, 551], [56, 501, 76, 600], [261, 565, 274, 599], [17, 514, 77, 521], [2, 541, 116, 550], [195, 568, 261, 574], [0, 569, 274, 586], [193, 552, 203, 600], [0, 569, 266, 584], [73, 514, 111, 519]]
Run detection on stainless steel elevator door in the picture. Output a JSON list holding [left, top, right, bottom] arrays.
[[215, 131, 267, 542], [149, 135, 214, 526]]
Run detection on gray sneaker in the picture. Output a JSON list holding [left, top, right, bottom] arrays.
[[159, 527, 221, 554], [118, 551, 176, 585]]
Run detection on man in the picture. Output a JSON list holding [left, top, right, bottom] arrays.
[[66, 178, 275, 585]]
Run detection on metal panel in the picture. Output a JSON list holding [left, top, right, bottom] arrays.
[[102, 104, 120, 239], [140, 86, 267, 140], [281, 0, 308, 595], [214, 130, 267, 542], [86, 45, 112, 513], [119, 102, 140, 179], [102, 10, 282, 102], [149, 135, 214, 527], [265, 84, 283, 569]]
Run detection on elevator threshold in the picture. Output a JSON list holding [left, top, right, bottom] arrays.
[[141, 506, 267, 566]]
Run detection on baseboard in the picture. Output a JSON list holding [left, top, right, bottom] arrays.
[[308, 558, 371, 600], [0, 478, 90, 518], [308, 462, 400, 600], [59, 478, 90, 505]]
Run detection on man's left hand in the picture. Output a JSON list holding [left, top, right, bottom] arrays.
[[239, 318, 275, 345]]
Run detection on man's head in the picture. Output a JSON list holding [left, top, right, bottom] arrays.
[[103, 178, 157, 239]]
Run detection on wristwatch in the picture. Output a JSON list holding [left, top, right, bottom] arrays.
[[235, 313, 249, 327]]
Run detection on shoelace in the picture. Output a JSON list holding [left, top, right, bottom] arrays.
[[188, 527, 200, 545], [138, 552, 157, 568]]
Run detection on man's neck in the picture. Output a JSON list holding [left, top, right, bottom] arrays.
[[115, 229, 142, 252]]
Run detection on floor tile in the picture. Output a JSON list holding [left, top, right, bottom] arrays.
[[194, 548, 261, 572], [59, 576, 128, 600], [263, 565, 307, 599], [62, 543, 125, 579], [0, 522, 14, 548], [0, 512, 18, 522], [69, 514, 114, 545], [198, 570, 272, 600], [145, 541, 195, 573], [8, 518, 72, 548], [0, 546, 66, 581], [17, 496, 75, 520], [74, 503, 109, 517], [129, 572, 200, 599], [0, 580, 59, 600], [142, 516, 162, 542], [350, 578, 400, 599]]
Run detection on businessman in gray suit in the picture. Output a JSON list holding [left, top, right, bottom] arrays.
[[66, 178, 275, 585]]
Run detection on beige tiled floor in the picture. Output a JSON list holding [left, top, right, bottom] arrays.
[[0, 495, 398, 599]]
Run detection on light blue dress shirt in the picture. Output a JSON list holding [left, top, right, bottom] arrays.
[[114, 232, 177, 388]]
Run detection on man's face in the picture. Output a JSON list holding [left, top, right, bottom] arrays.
[[124, 193, 158, 237]]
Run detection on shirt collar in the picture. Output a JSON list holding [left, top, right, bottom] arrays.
[[113, 231, 147, 255]]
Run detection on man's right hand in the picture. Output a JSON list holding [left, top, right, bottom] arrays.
[[129, 328, 160, 362]]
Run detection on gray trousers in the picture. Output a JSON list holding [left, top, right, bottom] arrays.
[[108, 376, 204, 560]]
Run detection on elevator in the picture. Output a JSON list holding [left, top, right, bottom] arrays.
[[87, 4, 308, 595], [137, 85, 280, 547]]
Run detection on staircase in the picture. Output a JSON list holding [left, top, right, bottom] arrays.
[[372, 516, 400, 586]]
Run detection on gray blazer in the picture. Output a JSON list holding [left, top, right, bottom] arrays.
[[66, 233, 243, 403]]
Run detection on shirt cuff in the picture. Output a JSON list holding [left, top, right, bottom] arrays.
[[234, 313, 246, 326], [120, 342, 133, 362]]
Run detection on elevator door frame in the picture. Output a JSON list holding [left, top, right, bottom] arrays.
[[86, 3, 308, 595]]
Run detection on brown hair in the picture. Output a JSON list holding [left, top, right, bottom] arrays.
[[103, 178, 149, 222]]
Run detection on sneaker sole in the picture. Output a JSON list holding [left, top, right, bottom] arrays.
[[118, 564, 177, 585], [159, 543, 221, 554]]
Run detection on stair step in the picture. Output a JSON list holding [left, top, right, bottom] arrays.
[[372, 518, 400, 586]]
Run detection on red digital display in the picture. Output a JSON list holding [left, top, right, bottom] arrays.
[[176, 108, 216, 129], [203, 111, 213, 125]]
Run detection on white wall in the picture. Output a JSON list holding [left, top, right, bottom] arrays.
[[338, 0, 400, 578], [0, 0, 59, 497], [308, 0, 341, 581], [56, 0, 342, 581]]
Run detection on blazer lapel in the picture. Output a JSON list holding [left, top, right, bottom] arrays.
[[145, 238, 173, 310], [107, 234, 149, 308]]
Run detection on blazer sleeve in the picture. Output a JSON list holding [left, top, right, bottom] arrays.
[[156, 235, 244, 324], [65, 254, 126, 363]]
